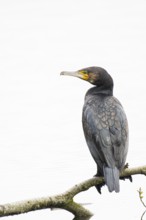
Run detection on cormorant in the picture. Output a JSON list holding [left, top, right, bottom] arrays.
[[61, 66, 129, 193]]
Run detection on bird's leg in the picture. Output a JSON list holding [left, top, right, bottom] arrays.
[[120, 163, 133, 182]]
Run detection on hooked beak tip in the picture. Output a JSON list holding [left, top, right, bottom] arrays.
[[60, 71, 65, 75]]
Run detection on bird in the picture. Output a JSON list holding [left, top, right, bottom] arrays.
[[60, 66, 129, 193]]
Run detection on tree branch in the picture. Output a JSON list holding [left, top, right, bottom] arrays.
[[0, 165, 146, 218]]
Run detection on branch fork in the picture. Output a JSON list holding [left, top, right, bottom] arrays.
[[0, 165, 146, 218]]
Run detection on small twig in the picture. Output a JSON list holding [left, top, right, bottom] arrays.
[[138, 188, 146, 208], [141, 211, 146, 220], [138, 188, 146, 220]]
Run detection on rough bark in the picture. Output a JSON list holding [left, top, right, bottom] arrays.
[[0, 165, 146, 218]]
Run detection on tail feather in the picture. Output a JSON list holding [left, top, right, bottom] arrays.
[[103, 167, 120, 192]]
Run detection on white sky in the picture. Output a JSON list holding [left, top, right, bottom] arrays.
[[0, 1, 146, 220]]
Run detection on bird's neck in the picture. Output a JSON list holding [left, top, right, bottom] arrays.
[[86, 86, 113, 97]]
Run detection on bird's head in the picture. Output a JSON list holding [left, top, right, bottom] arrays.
[[60, 66, 113, 90]]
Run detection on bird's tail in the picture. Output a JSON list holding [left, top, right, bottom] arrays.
[[103, 166, 120, 193]]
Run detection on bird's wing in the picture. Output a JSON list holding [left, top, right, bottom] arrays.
[[82, 96, 128, 171]]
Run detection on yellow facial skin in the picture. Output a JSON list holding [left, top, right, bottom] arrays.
[[78, 70, 89, 81]]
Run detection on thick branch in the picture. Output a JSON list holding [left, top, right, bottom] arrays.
[[0, 165, 146, 218]]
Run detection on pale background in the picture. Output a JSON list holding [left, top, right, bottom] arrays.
[[0, 0, 146, 219]]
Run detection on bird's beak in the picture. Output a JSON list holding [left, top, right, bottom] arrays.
[[60, 70, 89, 81], [60, 71, 80, 78]]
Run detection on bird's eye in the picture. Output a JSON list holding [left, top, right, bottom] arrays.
[[81, 70, 88, 74]]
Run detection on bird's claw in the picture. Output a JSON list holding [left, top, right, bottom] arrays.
[[94, 174, 105, 194], [95, 183, 105, 194], [120, 175, 133, 182], [124, 163, 129, 169]]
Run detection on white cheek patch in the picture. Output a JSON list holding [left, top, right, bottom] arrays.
[[89, 79, 95, 84]]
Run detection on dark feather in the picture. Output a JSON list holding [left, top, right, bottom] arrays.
[[82, 89, 129, 192]]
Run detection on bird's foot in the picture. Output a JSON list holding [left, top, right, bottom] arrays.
[[94, 174, 105, 194], [124, 163, 129, 169], [95, 183, 105, 194], [120, 163, 132, 182], [120, 175, 132, 182]]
